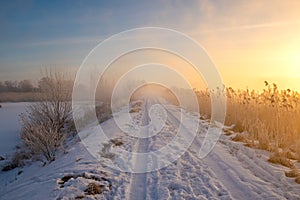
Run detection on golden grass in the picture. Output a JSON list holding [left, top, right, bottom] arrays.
[[285, 168, 300, 184], [268, 152, 293, 168], [232, 133, 248, 143], [196, 82, 300, 169], [285, 168, 299, 178]]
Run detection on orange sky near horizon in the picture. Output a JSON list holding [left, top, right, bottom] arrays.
[[190, 0, 300, 91], [79, 0, 300, 92]]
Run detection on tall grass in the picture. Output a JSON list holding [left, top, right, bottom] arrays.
[[196, 82, 300, 161]]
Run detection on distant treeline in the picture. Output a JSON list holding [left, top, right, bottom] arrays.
[[0, 80, 39, 93], [0, 77, 73, 102]]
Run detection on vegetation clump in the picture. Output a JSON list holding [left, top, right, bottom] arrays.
[[84, 183, 103, 195], [20, 70, 73, 162], [196, 82, 300, 182]]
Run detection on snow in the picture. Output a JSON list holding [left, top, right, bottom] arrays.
[[0, 99, 300, 199], [0, 102, 27, 157]]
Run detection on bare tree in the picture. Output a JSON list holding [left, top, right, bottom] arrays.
[[20, 70, 73, 162]]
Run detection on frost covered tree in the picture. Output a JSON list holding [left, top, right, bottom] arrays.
[[20, 70, 73, 162]]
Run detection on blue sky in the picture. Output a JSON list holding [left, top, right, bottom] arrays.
[[1, 0, 300, 90], [0, 0, 203, 79]]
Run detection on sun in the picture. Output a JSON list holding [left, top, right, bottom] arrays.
[[289, 53, 300, 76], [281, 47, 300, 78]]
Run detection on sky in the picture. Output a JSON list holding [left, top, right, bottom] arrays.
[[0, 0, 300, 91]]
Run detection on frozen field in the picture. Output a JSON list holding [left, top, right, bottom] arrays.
[[0, 102, 27, 158]]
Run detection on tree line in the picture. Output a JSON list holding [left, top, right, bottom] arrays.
[[0, 78, 68, 93], [0, 80, 37, 92]]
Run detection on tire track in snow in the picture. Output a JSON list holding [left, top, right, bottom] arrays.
[[162, 104, 232, 199], [127, 99, 153, 200], [216, 136, 300, 199]]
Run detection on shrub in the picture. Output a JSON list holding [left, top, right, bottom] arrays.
[[20, 122, 66, 162], [20, 70, 72, 162], [2, 149, 31, 171]]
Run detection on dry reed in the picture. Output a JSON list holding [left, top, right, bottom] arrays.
[[196, 82, 300, 166]]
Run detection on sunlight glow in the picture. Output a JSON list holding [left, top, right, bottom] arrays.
[[288, 52, 300, 76]]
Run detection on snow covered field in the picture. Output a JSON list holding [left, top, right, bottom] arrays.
[[0, 99, 300, 199], [0, 102, 27, 157]]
